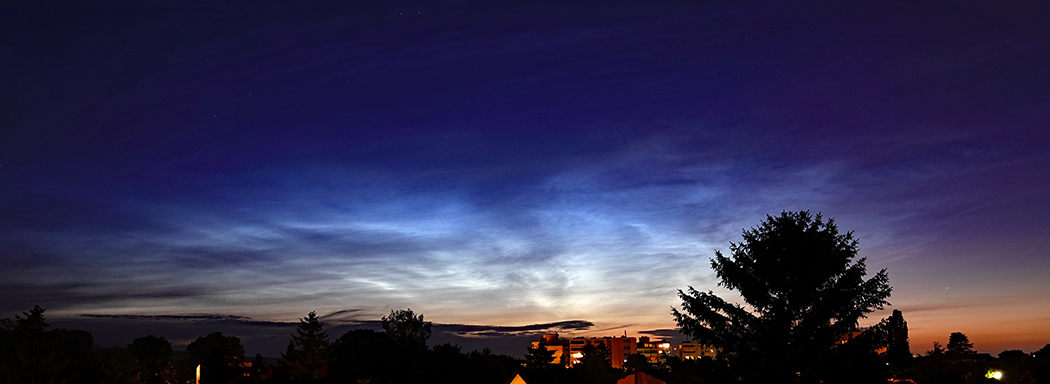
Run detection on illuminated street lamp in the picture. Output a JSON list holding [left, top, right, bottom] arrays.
[[986, 370, 1003, 380]]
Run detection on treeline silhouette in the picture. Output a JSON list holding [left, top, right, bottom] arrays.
[[4, 213, 1050, 384], [3, 305, 1050, 384], [0, 306, 523, 384]]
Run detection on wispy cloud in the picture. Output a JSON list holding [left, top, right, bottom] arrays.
[[3, 0, 1049, 357], [79, 313, 294, 327], [440, 320, 594, 338]]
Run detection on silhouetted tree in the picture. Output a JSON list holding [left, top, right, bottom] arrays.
[[673, 211, 892, 384], [526, 339, 557, 369], [463, 348, 524, 384], [282, 311, 331, 379], [948, 332, 976, 355], [331, 329, 523, 384], [187, 332, 244, 384], [1033, 343, 1050, 384], [623, 353, 652, 372], [998, 350, 1035, 384], [0, 305, 56, 384], [907, 352, 958, 384], [187, 332, 245, 363], [662, 355, 734, 384], [594, 342, 612, 365], [128, 335, 173, 384], [576, 344, 619, 384], [330, 329, 394, 381], [928, 341, 946, 356], [909, 333, 994, 384], [884, 309, 912, 375], [168, 354, 201, 384], [381, 309, 433, 382], [842, 309, 910, 380], [818, 328, 890, 384], [418, 343, 470, 383], [250, 353, 265, 378], [0, 306, 100, 384], [382, 308, 432, 351], [203, 348, 233, 384], [101, 347, 138, 384], [54, 328, 100, 384]]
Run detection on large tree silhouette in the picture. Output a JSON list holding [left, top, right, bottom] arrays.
[[0, 306, 99, 384], [946, 332, 975, 355], [282, 311, 331, 379], [673, 211, 892, 384], [576, 344, 618, 384], [330, 329, 394, 381], [1033, 343, 1050, 384], [187, 332, 244, 384], [0, 305, 56, 384], [883, 309, 911, 376], [127, 335, 172, 384], [382, 308, 432, 351], [100, 347, 137, 384]]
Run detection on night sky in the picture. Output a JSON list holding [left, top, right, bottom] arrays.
[[3, 1, 1049, 357]]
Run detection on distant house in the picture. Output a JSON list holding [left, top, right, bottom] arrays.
[[617, 372, 666, 384], [505, 371, 529, 384], [504, 370, 666, 384], [502, 369, 577, 384]]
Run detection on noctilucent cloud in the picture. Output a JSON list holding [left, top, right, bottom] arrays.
[[2, 1, 1048, 356]]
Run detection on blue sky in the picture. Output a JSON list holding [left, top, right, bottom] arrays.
[[2, 0, 1049, 356]]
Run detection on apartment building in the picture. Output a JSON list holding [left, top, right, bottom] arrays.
[[569, 336, 637, 368], [636, 336, 672, 363], [531, 334, 637, 368], [531, 333, 571, 366], [677, 342, 718, 360]]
